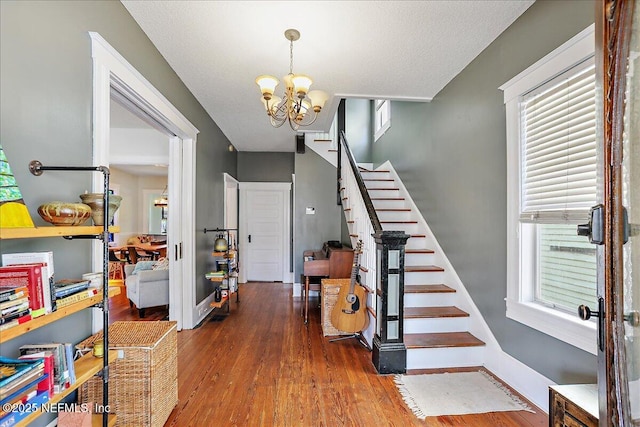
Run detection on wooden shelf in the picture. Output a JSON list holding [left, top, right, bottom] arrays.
[[0, 287, 121, 344], [0, 226, 120, 240], [207, 276, 225, 282], [15, 350, 119, 427], [210, 295, 229, 309], [211, 250, 236, 257]]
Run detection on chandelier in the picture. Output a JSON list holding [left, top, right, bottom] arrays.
[[154, 186, 168, 207], [255, 29, 329, 131]]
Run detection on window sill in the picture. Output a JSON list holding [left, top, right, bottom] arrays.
[[506, 299, 597, 355]]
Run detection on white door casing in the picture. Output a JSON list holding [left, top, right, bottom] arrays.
[[239, 182, 291, 283], [90, 32, 199, 329]]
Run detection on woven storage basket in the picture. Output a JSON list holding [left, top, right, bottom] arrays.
[[78, 321, 178, 427], [321, 279, 352, 336]]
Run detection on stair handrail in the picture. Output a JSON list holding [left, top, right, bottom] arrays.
[[337, 131, 382, 233]]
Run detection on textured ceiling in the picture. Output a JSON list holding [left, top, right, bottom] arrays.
[[121, 0, 534, 152]]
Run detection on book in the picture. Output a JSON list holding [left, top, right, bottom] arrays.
[[0, 383, 38, 419], [19, 344, 67, 394], [2, 252, 56, 313], [19, 352, 54, 398], [0, 265, 44, 313], [0, 357, 43, 390], [0, 286, 28, 304], [54, 279, 90, 298], [0, 300, 29, 316], [0, 309, 30, 325], [55, 287, 99, 309], [63, 343, 76, 385], [0, 390, 49, 427], [0, 296, 29, 311]]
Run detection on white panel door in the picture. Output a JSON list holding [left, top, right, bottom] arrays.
[[239, 183, 291, 282]]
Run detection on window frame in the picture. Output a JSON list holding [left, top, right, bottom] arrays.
[[500, 24, 597, 355], [374, 99, 391, 141]]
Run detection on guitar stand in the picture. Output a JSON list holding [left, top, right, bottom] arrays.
[[329, 332, 372, 351]]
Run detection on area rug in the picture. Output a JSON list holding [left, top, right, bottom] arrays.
[[394, 371, 533, 419]]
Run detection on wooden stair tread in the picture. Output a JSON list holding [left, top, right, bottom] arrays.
[[405, 265, 445, 272], [358, 168, 390, 172], [363, 178, 395, 182], [405, 249, 435, 254], [405, 332, 485, 349], [375, 208, 412, 212], [409, 234, 426, 238], [405, 306, 469, 318], [405, 284, 455, 293]]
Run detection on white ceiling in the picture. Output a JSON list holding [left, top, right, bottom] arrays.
[[121, 0, 535, 152]]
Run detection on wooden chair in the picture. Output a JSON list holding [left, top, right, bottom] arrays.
[[127, 246, 156, 264], [108, 249, 128, 280]]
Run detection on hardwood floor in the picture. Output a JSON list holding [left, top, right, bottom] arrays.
[[110, 282, 548, 426]]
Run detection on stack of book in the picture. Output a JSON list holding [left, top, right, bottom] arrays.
[[0, 285, 32, 331], [19, 343, 75, 394], [0, 356, 50, 426], [53, 279, 97, 309]]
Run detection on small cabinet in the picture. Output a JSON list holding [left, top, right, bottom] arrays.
[[549, 384, 598, 427]]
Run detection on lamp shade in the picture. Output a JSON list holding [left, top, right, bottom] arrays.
[[255, 75, 279, 99], [291, 74, 312, 96], [307, 90, 329, 111]]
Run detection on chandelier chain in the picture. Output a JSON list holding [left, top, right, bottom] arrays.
[[289, 38, 294, 75]]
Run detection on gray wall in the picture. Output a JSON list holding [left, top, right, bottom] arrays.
[[0, 5, 233, 423], [294, 150, 344, 280], [237, 152, 294, 182], [371, 0, 597, 384], [345, 98, 373, 163]]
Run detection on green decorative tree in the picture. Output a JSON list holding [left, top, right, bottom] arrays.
[[0, 145, 34, 228]]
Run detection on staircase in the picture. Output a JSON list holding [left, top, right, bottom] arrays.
[[352, 166, 486, 370]]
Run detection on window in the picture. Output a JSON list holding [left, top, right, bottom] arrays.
[[500, 25, 598, 354], [374, 99, 391, 141]]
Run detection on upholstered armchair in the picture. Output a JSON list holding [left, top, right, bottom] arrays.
[[124, 263, 169, 317]]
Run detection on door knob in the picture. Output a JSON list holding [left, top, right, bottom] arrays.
[[578, 298, 605, 352], [625, 311, 640, 327], [578, 304, 600, 320]]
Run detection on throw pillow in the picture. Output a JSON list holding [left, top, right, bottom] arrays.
[[131, 261, 156, 275], [152, 257, 169, 270]]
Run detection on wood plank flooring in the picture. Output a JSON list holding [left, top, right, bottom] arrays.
[[110, 282, 547, 426]]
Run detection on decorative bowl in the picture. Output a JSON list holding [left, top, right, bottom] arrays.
[[37, 201, 92, 226], [79, 193, 122, 226]]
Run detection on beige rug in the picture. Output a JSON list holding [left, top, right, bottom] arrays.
[[395, 371, 534, 419]]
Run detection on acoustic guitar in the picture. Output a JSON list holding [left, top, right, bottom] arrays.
[[331, 241, 369, 334]]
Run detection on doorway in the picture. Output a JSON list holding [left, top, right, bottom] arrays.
[[239, 182, 292, 283], [90, 32, 199, 329]]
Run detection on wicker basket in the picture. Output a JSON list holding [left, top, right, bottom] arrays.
[[321, 279, 352, 336], [78, 321, 178, 427]]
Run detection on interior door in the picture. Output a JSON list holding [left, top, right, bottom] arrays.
[[239, 182, 291, 282], [595, 1, 639, 424]]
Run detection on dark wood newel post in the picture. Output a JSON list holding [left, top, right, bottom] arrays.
[[373, 230, 409, 374]]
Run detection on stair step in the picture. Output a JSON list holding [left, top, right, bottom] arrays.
[[406, 249, 435, 254], [381, 220, 417, 224], [405, 306, 469, 318], [405, 332, 485, 349], [409, 234, 426, 238], [359, 168, 390, 173], [367, 187, 399, 191], [363, 178, 395, 182], [376, 208, 412, 212], [405, 265, 444, 272], [405, 284, 455, 293]]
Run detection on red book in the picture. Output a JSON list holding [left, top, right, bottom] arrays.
[[19, 352, 55, 398], [0, 265, 44, 311]]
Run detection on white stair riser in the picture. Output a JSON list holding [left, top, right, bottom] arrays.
[[364, 180, 397, 189], [375, 210, 414, 221], [360, 172, 391, 180], [404, 317, 469, 334], [405, 236, 428, 250], [406, 346, 486, 370], [368, 189, 400, 198], [404, 292, 456, 307], [405, 252, 435, 266], [381, 223, 419, 234], [372, 199, 407, 210], [404, 271, 445, 285]]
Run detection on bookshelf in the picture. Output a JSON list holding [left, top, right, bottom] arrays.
[[204, 228, 239, 313], [13, 350, 119, 427], [0, 161, 117, 427], [0, 287, 120, 344]]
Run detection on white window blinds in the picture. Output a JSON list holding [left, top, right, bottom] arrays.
[[520, 58, 597, 224]]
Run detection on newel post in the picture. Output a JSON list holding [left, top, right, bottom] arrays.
[[372, 230, 409, 374]]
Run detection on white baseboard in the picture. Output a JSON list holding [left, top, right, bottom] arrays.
[[484, 347, 555, 412], [193, 292, 217, 327], [293, 282, 302, 297]]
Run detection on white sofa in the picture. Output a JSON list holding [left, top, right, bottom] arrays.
[[124, 263, 169, 317]]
